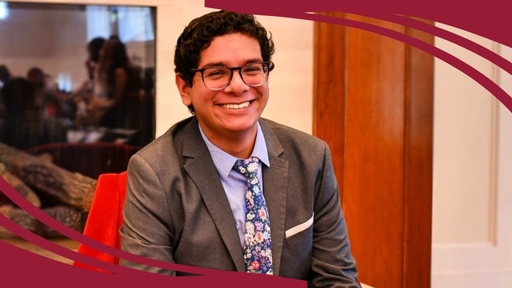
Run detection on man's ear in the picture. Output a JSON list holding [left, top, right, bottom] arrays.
[[176, 73, 192, 106]]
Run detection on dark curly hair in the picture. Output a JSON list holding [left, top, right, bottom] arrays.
[[174, 10, 275, 88]]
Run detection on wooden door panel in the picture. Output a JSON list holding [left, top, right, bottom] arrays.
[[313, 13, 434, 288], [344, 15, 406, 288]]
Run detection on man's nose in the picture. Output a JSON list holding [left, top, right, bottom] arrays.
[[224, 69, 249, 95]]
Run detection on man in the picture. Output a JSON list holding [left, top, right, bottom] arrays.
[[120, 10, 360, 287]]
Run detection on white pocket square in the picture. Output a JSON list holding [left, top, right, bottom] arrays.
[[285, 213, 314, 239]]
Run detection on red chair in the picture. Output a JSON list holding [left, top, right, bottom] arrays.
[[73, 171, 127, 270]]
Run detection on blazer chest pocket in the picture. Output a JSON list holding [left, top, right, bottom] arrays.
[[283, 213, 314, 248], [285, 213, 314, 239]]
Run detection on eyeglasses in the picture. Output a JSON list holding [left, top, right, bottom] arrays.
[[190, 61, 274, 91]]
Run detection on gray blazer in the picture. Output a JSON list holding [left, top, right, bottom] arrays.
[[120, 117, 360, 287]]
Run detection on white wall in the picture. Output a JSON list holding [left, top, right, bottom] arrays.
[[432, 23, 512, 287]]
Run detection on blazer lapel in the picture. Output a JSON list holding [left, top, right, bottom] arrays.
[[260, 119, 289, 276], [181, 118, 245, 272]]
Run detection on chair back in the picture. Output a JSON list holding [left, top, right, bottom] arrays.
[[73, 171, 127, 270]]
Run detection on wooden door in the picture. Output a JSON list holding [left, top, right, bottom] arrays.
[[313, 13, 434, 288]]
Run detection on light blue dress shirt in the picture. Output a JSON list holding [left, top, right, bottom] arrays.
[[198, 123, 270, 246]]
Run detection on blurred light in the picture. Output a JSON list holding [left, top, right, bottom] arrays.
[[57, 72, 72, 92], [0, 2, 9, 20]]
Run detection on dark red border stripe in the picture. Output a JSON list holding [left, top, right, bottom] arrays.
[[3, 0, 510, 286], [199, 4, 512, 114], [308, 13, 512, 112], [205, 0, 512, 48], [362, 13, 512, 79], [0, 213, 119, 273], [0, 176, 219, 275], [0, 177, 306, 286]]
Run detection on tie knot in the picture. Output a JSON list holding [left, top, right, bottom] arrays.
[[233, 156, 260, 178]]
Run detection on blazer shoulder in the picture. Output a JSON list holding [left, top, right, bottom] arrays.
[[260, 118, 328, 153], [130, 117, 194, 168]]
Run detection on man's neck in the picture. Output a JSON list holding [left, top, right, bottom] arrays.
[[198, 123, 257, 159]]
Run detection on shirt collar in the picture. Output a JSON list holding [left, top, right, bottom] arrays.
[[198, 122, 270, 179]]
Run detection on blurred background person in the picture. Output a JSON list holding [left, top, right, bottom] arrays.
[[26, 67, 47, 109], [26, 67, 74, 123], [0, 77, 67, 149], [87, 36, 144, 132], [86, 37, 106, 81], [0, 64, 12, 121], [73, 37, 106, 127], [0, 64, 11, 88]]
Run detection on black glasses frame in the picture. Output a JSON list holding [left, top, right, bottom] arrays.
[[190, 61, 275, 91]]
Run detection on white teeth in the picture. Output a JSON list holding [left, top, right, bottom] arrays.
[[222, 101, 250, 109]]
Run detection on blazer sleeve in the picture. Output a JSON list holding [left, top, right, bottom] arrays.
[[309, 142, 361, 288], [119, 153, 176, 275]]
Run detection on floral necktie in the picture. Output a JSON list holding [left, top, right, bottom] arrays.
[[233, 157, 273, 275]]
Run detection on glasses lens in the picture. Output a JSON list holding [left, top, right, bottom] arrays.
[[202, 67, 231, 90], [241, 63, 268, 87]]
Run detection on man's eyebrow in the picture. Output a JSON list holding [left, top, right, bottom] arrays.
[[200, 61, 225, 68], [199, 59, 264, 68], [244, 58, 264, 64]]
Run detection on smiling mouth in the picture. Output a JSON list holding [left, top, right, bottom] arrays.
[[221, 101, 251, 109]]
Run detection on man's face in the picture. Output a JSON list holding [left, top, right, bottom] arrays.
[[177, 33, 269, 141]]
